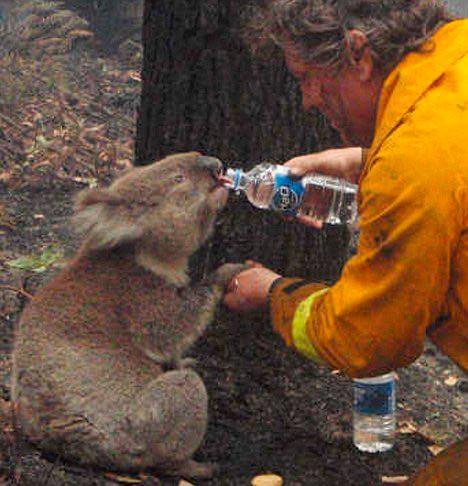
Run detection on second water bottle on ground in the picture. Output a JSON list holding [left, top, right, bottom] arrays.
[[223, 163, 358, 225], [353, 373, 396, 453]]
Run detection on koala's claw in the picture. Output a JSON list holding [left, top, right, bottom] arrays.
[[178, 357, 197, 368], [161, 357, 197, 371]]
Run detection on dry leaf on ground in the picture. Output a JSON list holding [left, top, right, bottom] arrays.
[[427, 444, 445, 456], [444, 376, 459, 386], [418, 423, 453, 447], [251, 473, 284, 486], [398, 420, 418, 434], [381, 476, 409, 483], [103, 472, 147, 484]]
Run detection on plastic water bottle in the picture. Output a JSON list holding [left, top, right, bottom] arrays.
[[223, 163, 358, 225], [353, 373, 396, 453]]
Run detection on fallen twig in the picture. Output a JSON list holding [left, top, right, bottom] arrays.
[[0, 285, 33, 299]]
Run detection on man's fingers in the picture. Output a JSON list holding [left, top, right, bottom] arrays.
[[284, 155, 325, 178], [226, 277, 238, 293], [223, 291, 235, 308], [284, 161, 308, 178], [283, 213, 323, 228], [223, 291, 249, 312], [245, 259, 263, 268], [295, 215, 323, 228]]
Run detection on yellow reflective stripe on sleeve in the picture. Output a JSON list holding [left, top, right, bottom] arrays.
[[291, 288, 329, 362]]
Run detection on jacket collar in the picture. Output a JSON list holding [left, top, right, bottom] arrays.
[[366, 20, 468, 167]]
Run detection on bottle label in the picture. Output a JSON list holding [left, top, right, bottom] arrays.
[[353, 380, 395, 416], [270, 173, 305, 215]]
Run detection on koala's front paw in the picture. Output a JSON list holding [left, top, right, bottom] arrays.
[[178, 357, 197, 369], [211, 263, 253, 290]]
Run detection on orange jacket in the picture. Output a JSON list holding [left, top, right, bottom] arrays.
[[269, 20, 468, 377]]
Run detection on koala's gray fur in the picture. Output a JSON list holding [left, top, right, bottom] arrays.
[[11, 152, 248, 479]]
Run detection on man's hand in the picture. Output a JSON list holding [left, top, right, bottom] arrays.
[[223, 265, 282, 313], [284, 147, 365, 183], [282, 147, 364, 228]]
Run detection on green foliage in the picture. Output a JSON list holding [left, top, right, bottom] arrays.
[[7, 247, 65, 273]]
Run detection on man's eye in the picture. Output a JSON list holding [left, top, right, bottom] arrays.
[[174, 173, 186, 184]]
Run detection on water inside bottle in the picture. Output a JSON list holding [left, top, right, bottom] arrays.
[[223, 165, 358, 225], [299, 175, 357, 224], [247, 170, 275, 209], [353, 373, 396, 453], [353, 413, 395, 452]]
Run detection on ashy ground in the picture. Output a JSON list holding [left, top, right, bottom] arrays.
[[0, 5, 466, 481], [0, 182, 466, 486]]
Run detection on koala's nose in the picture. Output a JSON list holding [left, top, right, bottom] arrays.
[[196, 156, 223, 177]]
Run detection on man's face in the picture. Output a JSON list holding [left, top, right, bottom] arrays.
[[284, 45, 379, 147]]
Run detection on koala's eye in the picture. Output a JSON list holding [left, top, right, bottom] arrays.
[[174, 173, 186, 184]]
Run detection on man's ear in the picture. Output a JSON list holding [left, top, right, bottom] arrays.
[[347, 29, 374, 82]]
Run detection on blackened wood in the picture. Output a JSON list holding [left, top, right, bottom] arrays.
[[136, 0, 349, 282]]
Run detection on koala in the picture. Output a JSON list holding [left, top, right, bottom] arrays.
[[11, 152, 248, 480]]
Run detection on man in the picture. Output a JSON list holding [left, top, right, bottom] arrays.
[[223, 1, 467, 483]]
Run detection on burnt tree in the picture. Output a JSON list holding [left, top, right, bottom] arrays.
[[136, 0, 349, 283]]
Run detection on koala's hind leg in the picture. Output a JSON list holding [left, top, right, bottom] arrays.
[[116, 368, 214, 479]]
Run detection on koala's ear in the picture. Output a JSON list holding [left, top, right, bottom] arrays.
[[75, 187, 122, 208], [73, 188, 143, 252]]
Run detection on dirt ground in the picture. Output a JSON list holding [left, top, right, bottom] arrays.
[[0, 182, 466, 486]]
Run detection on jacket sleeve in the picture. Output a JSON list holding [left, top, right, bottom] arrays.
[[269, 148, 454, 378]]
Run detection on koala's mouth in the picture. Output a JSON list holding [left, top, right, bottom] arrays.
[[210, 177, 229, 208], [216, 174, 232, 187], [209, 171, 228, 191]]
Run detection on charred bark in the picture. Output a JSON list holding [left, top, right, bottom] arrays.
[[136, 0, 349, 283]]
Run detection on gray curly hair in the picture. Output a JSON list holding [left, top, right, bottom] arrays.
[[246, 0, 453, 73]]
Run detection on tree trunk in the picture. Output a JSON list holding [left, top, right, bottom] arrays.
[[136, 0, 349, 283]]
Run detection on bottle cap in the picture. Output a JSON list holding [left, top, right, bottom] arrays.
[[224, 168, 241, 190]]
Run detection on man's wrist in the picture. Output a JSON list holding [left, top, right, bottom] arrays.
[[361, 147, 369, 165], [266, 277, 285, 310]]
